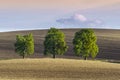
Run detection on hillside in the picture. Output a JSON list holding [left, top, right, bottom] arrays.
[[0, 29, 120, 60], [0, 58, 119, 80]]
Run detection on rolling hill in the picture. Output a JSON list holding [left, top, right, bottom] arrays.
[[0, 29, 120, 60], [0, 58, 119, 80]]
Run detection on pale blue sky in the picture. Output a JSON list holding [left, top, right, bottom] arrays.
[[0, 0, 120, 32]]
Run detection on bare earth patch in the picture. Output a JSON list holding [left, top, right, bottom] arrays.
[[0, 29, 120, 60]]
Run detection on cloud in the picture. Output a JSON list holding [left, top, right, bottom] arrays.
[[56, 14, 104, 28], [73, 14, 87, 22]]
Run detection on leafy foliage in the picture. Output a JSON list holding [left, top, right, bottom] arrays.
[[44, 28, 68, 58], [14, 33, 34, 58], [73, 29, 99, 60]]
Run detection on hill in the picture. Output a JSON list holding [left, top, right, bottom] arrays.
[[0, 58, 119, 80], [0, 29, 120, 60]]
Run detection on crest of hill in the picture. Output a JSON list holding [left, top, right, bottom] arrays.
[[0, 29, 120, 60]]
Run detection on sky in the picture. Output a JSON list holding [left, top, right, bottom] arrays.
[[0, 0, 120, 32]]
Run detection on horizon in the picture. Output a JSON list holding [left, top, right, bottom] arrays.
[[0, 28, 120, 33], [0, 0, 120, 32]]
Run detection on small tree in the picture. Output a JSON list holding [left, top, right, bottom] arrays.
[[14, 33, 34, 59], [73, 29, 99, 60], [44, 28, 68, 58]]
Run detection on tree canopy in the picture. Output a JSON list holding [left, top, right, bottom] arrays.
[[14, 33, 34, 58], [44, 28, 68, 58], [73, 29, 99, 60]]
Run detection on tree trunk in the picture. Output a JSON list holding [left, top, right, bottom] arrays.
[[84, 56, 87, 60], [53, 53, 55, 59], [23, 54, 25, 59]]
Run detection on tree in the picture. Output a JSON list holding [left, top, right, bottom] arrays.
[[73, 29, 99, 60], [14, 33, 34, 59], [44, 28, 68, 58]]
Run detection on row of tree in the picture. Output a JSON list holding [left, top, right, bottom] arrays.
[[14, 28, 99, 60]]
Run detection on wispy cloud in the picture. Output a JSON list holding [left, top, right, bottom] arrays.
[[56, 14, 104, 28]]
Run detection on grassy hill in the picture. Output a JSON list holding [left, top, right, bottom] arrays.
[[0, 29, 120, 60], [0, 58, 119, 80]]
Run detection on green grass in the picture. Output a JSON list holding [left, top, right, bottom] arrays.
[[0, 58, 119, 80]]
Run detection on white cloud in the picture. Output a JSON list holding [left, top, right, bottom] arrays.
[[56, 14, 104, 28], [73, 14, 87, 22]]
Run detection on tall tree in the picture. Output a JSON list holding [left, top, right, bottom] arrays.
[[14, 33, 34, 59], [44, 28, 68, 58], [73, 29, 99, 60]]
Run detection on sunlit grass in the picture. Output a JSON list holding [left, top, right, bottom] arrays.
[[0, 58, 119, 80]]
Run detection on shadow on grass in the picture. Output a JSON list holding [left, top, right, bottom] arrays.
[[106, 60, 120, 64], [96, 58, 120, 64], [0, 56, 119, 64], [0, 58, 21, 61]]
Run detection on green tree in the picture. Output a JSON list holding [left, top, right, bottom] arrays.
[[73, 29, 99, 60], [44, 28, 68, 58], [14, 33, 34, 59]]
